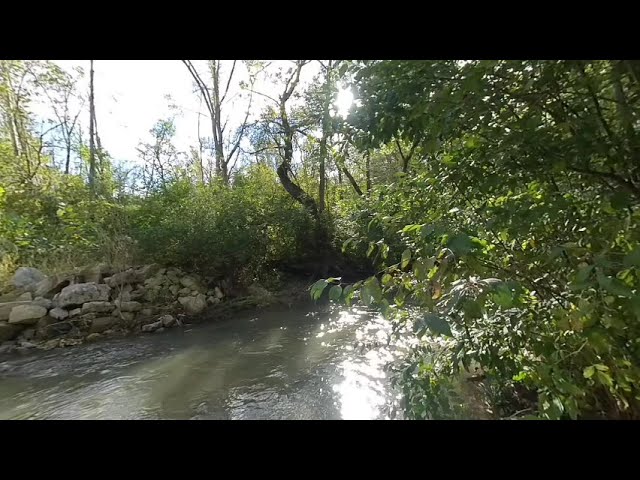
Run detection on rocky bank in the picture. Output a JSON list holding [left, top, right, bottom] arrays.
[[0, 264, 243, 356]]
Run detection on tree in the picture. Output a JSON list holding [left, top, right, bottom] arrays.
[[182, 60, 257, 184]]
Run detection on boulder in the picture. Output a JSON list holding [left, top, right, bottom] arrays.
[[90, 316, 118, 334], [141, 320, 163, 333], [115, 311, 135, 322], [144, 275, 164, 289], [154, 327, 165, 334], [114, 284, 133, 303], [18, 328, 36, 341], [106, 269, 142, 288], [86, 333, 102, 343], [82, 301, 114, 314], [214, 287, 224, 299], [49, 307, 69, 321], [178, 287, 191, 296], [166, 270, 180, 284], [8, 304, 48, 325], [57, 283, 110, 308], [130, 286, 146, 301], [0, 301, 32, 321], [69, 308, 82, 318], [60, 338, 83, 347], [17, 292, 33, 301], [33, 275, 72, 299], [207, 296, 220, 304], [116, 301, 142, 312], [159, 314, 176, 328], [178, 294, 207, 315], [169, 285, 180, 296], [38, 320, 73, 339], [0, 322, 21, 342], [40, 339, 60, 350], [141, 307, 155, 316], [137, 264, 162, 279], [11, 267, 45, 291], [79, 264, 112, 284], [33, 297, 53, 309]]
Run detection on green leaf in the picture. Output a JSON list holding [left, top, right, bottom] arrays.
[[310, 279, 329, 301], [343, 284, 355, 306], [574, 264, 594, 284], [583, 366, 595, 379], [366, 242, 376, 257], [447, 233, 474, 256], [424, 312, 453, 337], [401, 248, 412, 269], [363, 276, 383, 303], [329, 285, 343, 302], [624, 247, 640, 268], [381, 273, 392, 286], [596, 269, 634, 298]]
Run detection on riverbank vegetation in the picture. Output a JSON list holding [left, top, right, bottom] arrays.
[[2, 60, 639, 419]]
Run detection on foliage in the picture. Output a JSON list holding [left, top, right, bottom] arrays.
[[130, 164, 315, 280], [317, 60, 640, 420]]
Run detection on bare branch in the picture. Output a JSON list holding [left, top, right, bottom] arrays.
[[220, 60, 237, 104]]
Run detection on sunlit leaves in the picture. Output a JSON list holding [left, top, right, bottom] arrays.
[[311, 279, 329, 301]]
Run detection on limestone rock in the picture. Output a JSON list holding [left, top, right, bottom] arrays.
[[159, 314, 176, 328], [33, 275, 72, 299], [178, 287, 191, 296], [141, 307, 155, 316], [11, 267, 45, 291], [130, 286, 146, 301], [141, 320, 163, 332], [40, 321, 73, 338], [86, 333, 102, 343], [33, 297, 53, 309], [49, 307, 69, 321], [40, 338, 60, 350], [90, 316, 117, 334], [0, 301, 32, 321], [169, 284, 180, 296], [154, 327, 165, 333], [0, 322, 21, 342], [17, 292, 33, 301], [82, 301, 114, 314], [114, 283, 133, 302], [137, 264, 162, 279], [178, 294, 207, 315], [69, 308, 82, 318], [60, 338, 83, 347], [8, 304, 48, 325], [58, 283, 110, 308], [18, 328, 36, 341], [116, 301, 142, 312], [106, 269, 142, 288], [214, 287, 224, 299], [79, 264, 112, 284]]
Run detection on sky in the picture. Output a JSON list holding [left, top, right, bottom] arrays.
[[31, 60, 352, 169]]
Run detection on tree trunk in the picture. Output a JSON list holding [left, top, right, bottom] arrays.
[[88, 60, 96, 193], [365, 150, 372, 192]]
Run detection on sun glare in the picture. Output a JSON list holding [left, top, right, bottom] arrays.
[[335, 87, 354, 117]]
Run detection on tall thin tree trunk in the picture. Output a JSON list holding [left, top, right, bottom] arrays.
[[88, 60, 96, 193], [65, 141, 71, 174], [365, 150, 372, 192], [318, 63, 333, 213]]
